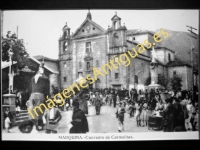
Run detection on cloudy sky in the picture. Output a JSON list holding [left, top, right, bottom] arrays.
[[2, 9, 199, 59]]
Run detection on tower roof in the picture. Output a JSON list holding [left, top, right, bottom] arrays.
[[111, 12, 121, 21], [62, 22, 70, 30]]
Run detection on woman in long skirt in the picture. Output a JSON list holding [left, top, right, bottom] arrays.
[[140, 100, 148, 126], [135, 101, 142, 127]]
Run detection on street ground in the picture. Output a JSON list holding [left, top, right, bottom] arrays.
[[2, 104, 163, 134], [4, 103, 198, 134]]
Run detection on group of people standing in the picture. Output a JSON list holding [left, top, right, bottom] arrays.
[[115, 88, 199, 132], [89, 87, 198, 133]]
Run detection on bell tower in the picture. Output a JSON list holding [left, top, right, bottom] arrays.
[[107, 12, 127, 53], [62, 22, 71, 38], [58, 22, 71, 59], [106, 12, 128, 89]]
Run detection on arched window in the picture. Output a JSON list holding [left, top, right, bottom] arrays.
[[63, 62, 67, 68], [114, 21, 118, 29], [114, 21, 116, 29], [64, 42, 68, 51]]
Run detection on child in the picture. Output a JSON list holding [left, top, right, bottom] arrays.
[[116, 102, 126, 132], [190, 106, 198, 131], [135, 101, 142, 127], [131, 102, 136, 121], [15, 97, 21, 117], [4, 113, 11, 133], [126, 100, 132, 118]]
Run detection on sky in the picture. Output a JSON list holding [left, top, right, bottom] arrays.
[[2, 9, 199, 59]]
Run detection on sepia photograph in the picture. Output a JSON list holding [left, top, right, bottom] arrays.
[[1, 9, 199, 141]]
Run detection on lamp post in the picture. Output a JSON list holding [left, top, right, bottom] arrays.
[[8, 49, 14, 94]]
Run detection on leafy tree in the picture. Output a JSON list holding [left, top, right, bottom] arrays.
[[2, 31, 29, 68], [144, 76, 151, 86], [169, 75, 182, 91], [158, 74, 169, 88]]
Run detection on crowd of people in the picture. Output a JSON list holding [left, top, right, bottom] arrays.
[[3, 86, 199, 134], [61, 87, 199, 133], [92, 88, 199, 132]]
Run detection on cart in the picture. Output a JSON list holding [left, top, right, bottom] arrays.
[[148, 115, 163, 130]]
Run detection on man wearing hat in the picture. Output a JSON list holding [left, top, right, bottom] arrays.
[[27, 62, 50, 131]]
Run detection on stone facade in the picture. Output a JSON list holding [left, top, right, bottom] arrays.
[[57, 11, 195, 92]]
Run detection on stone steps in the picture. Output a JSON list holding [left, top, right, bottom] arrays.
[[14, 110, 30, 126]]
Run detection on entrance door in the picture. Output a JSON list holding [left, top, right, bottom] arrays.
[[112, 84, 121, 90], [95, 79, 100, 89]]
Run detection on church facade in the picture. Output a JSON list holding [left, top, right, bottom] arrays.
[[58, 11, 193, 92]]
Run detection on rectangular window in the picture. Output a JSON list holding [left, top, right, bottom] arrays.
[[115, 73, 119, 79], [64, 77, 67, 82], [87, 62, 90, 71], [86, 42, 91, 53], [168, 53, 171, 62], [135, 75, 138, 84]]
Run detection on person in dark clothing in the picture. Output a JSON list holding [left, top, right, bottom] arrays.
[[69, 100, 89, 133], [149, 89, 155, 102], [148, 94, 157, 115], [93, 92, 102, 115], [163, 98, 174, 132], [130, 88, 134, 100], [172, 97, 186, 131], [132, 89, 138, 102], [113, 89, 117, 108], [15, 97, 21, 117], [77, 89, 89, 115], [145, 89, 149, 101]]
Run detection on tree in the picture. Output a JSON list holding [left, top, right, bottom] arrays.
[[169, 75, 182, 91], [158, 74, 169, 88], [2, 31, 29, 68], [144, 76, 151, 86]]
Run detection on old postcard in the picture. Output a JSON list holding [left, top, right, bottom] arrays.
[[1, 9, 199, 141]]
